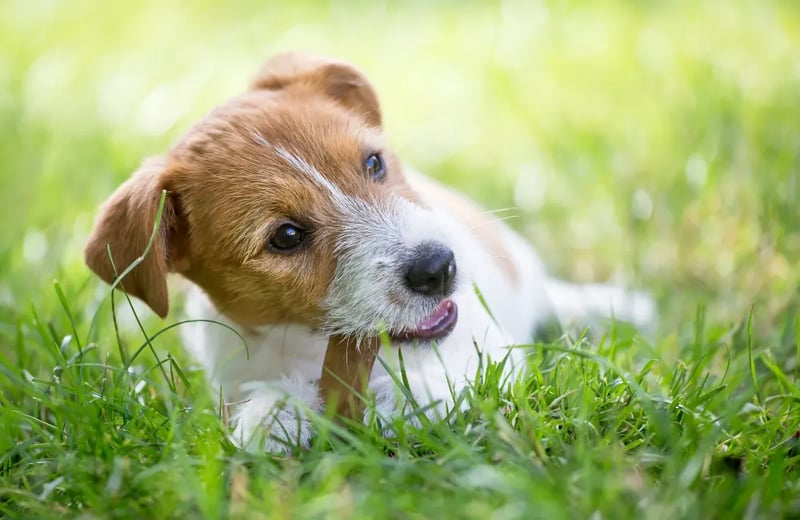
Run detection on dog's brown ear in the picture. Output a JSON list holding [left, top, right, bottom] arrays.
[[252, 53, 381, 127], [84, 157, 182, 318]]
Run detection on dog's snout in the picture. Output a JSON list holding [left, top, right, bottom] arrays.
[[404, 242, 457, 297]]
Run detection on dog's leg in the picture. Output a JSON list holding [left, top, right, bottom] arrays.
[[229, 374, 321, 454], [544, 279, 656, 333]]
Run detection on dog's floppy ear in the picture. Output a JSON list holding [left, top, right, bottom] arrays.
[[84, 157, 183, 318], [252, 53, 382, 127]]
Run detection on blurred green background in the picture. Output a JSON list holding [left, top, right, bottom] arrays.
[[0, 0, 798, 334]]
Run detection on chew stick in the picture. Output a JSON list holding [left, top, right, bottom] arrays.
[[319, 334, 379, 421]]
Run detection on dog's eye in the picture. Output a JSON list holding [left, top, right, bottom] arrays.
[[268, 223, 306, 253], [365, 153, 386, 182]]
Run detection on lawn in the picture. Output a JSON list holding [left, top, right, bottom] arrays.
[[1, 0, 799, 517]]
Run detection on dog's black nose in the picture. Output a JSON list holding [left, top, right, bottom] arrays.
[[404, 242, 457, 296]]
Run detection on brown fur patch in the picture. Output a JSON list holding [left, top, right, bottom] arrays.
[[84, 156, 183, 318]]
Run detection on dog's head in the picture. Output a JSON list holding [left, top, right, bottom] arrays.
[[85, 53, 459, 343]]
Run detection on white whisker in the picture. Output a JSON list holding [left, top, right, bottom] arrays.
[[480, 207, 520, 215], [468, 215, 520, 230]]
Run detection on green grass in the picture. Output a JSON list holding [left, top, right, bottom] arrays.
[[2, 0, 800, 517]]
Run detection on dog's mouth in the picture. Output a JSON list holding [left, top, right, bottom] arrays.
[[388, 298, 458, 344]]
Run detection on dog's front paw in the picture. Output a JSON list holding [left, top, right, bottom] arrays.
[[229, 379, 321, 454]]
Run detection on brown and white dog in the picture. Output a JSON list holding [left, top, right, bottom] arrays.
[[85, 53, 653, 452]]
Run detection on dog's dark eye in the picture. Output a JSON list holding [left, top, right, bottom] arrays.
[[365, 153, 386, 182], [268, 223, 306, 253]]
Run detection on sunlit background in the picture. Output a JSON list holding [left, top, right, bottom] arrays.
[[1, 0, 798, 336]]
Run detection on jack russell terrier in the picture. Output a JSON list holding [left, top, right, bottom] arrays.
[[85, 53, 654, 453]]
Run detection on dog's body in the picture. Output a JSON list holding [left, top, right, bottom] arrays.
[[85, 54, 653, 452]]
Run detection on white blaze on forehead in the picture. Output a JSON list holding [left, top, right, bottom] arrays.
[[274, 146, 350, 203], [250, 130, 352, 210]]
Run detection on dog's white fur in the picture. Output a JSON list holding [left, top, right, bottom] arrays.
[[179, 166, 654, 453]]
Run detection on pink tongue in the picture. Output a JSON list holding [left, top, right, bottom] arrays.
[[416, 300, 452, 332]]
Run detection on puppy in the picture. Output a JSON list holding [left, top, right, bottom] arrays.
[[85, 53, 653, 452]]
